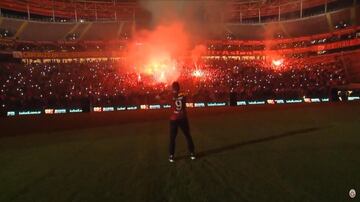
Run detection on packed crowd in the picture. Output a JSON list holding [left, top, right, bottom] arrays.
[[0, 40, 126, 52], [209, 28, 360, 52], [0, 56, 347, 112]]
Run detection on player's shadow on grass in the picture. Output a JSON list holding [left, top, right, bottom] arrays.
[[176, 127, 321, 161]]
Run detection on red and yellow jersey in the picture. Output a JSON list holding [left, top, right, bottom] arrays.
[[170, 92, 187, 120]]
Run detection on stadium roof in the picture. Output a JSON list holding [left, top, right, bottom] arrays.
[[0, 0, 352, 22]]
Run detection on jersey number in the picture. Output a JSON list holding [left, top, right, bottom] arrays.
[[175, 100, 182, 111]]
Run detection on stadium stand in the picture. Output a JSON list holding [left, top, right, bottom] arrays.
[[0, 0, 359, 116], [0, 52, 352, 112]]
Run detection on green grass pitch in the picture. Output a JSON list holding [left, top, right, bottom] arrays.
[[0, 103, 359, 202]]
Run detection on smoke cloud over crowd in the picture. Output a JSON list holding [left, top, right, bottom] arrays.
[[124, 0, 231, 83]]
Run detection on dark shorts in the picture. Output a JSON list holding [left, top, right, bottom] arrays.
[[169, 118, 195, 155]]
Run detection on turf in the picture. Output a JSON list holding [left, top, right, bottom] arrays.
[[0, 103, 359, 202]]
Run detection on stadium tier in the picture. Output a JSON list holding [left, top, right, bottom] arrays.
[[2, 51, 360, 116], [0, 0, 356, 22], [0, 1, 359, 40]]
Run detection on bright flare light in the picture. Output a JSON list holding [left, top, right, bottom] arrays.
[[192, 69, 204, 78], [272, 59, 284, 67], [143, 57, 179, 83]]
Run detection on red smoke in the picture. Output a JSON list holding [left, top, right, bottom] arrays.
[[125, 22, 191, 83], [191, 44, 207, 66], [122, 1, 229, 84]]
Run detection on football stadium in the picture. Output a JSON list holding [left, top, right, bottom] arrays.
[[0, 0, 360, 201]]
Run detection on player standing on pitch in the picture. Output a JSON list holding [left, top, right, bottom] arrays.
[[168, 81, 196, 163]]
